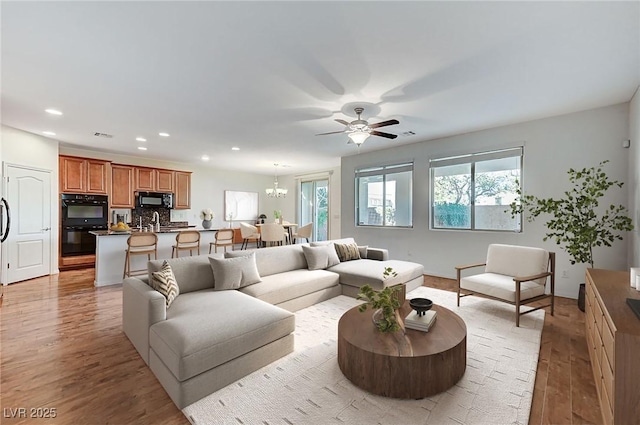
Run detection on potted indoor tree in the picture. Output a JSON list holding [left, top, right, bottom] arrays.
[[509, 160, 633, 268], [509, 160, 634, 309]]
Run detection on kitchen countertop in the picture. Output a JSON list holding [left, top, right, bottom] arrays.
[[90, 227, 219, 236]]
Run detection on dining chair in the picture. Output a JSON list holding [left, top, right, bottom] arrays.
[[260, 223, 285, 247], [239, 222, 261, 250], [123, 232, 158, 279], [210, 228, 234, 253], [171, 230, 201, 258], [292, 222, 313, 244]]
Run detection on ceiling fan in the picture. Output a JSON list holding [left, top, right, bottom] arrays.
[[316, 107, 399, 146]]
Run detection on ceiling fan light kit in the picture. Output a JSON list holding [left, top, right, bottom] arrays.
[[317, 106, 399, 147], [348, 131, 371, 146]]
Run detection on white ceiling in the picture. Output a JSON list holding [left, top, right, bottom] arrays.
[[2, 1, 639, 175]]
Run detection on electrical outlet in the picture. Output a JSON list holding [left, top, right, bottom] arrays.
[[561, 270, 569, 279]]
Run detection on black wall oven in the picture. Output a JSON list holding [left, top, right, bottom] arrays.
[[61, 194, 108, 257]]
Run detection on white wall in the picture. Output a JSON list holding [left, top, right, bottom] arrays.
[[341, 103, 631, 299], [1, 125, 60, 276], [629, 86, 640, 269]]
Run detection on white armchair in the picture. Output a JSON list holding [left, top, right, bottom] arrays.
[[455, 244, 555, 327]]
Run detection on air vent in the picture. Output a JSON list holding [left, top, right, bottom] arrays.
[[94, 132, 113, 138], [402, 131, 416, 137]]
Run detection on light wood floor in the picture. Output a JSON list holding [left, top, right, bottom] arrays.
[[0, 270, 602, 424]]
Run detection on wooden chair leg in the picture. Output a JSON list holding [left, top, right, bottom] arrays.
[[515, 281, 521, 327], [123, 251, 129, 279], [456, 268, 461, 307]]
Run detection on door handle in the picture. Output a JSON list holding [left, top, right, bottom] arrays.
[[42, 227, 51, 231]]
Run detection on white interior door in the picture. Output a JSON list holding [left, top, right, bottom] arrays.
[[4, 165, 52, 284]]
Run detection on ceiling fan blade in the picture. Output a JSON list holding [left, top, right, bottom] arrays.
[[316, 130, 347, 136], [370, 130, 398, 139], [369, 119, 400, 129], [335, 119, 351, 126]]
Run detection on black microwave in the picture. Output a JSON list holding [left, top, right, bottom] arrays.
[[136, 192, 173, 208]]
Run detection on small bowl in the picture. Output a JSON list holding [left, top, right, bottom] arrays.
[[409, 298, 433, 317]]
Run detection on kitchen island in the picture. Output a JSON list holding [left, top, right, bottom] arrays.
[[90, 227, 219, 287]]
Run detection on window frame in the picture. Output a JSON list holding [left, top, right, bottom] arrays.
[[429, 147, 523, 232], [355, 161, 414, 228]]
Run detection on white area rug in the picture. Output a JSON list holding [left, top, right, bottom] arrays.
[[183, 287, 544, 425]]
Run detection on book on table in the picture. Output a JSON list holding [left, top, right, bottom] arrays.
[[404, 310, 437, 332]]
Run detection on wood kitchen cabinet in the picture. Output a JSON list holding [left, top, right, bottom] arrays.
[[174, 171, 191, 209], [60, 155, 108, 194], [134, 167, 175, 193], [156, 169, 175, 192], [135, 167, 156, 192], [111, 164, 135, 208]]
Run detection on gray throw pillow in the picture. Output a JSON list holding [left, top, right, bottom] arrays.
[[358, 245, 368, 259], [310, 241, 340, 266], [209, 252, 261, 290], [151, 260, 180, 308], [302, 244, 339, 270]]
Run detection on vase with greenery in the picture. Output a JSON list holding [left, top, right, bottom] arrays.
[[357, 267, 403, 333], [509, 160, 633, 268]]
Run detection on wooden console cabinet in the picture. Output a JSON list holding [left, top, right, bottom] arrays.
[[585, 269, 640, 425]]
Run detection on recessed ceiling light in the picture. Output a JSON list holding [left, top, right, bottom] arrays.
[[138, 146, 147, 151], [201, 155, 210, 161], [231, 147, 240, 151], [136, 137, 147, 142], [45, 108, 63, 116], [42, 131, 56, 136], [158, 132, 170, 137]]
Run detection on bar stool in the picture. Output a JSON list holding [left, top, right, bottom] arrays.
[[123, 232, 158, 279], [172, 230, 201, 258], [209, 228, 234, 254]]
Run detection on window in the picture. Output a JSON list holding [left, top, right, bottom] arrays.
[[430, 147, 522, 231], [356, 162, 413, 227]]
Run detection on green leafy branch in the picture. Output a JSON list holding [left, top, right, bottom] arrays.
[[509, 160, 633, 268], [357, 267, 401, 333]]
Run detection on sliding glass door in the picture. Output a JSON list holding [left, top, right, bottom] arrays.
[[299, 179, 328, 242]]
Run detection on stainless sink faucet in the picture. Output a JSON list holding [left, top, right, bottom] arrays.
[[152, 211, 160, 232]]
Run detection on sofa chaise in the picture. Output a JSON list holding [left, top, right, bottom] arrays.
[[122, 238, 424, 408]]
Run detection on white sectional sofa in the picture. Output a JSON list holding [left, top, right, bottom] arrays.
[[122, 238, 424, 408]]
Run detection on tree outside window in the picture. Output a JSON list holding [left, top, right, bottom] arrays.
[[431, 148, 522, 231]]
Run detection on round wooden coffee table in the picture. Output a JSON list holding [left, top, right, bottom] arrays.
[[337, 301, 467, 399]]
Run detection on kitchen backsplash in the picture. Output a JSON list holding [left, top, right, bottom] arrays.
[[131, 207, 188, 228]]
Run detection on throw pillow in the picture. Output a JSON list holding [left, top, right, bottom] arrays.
[[310, 241, 340, 267], [151, 260, 180, 308], [302, 244, 339, 270], [334, 242, 361, 262], [209, 252, 261, 290], [358, 245, 368, 259]]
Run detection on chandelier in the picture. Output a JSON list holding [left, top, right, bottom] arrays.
[[266, 164, 288, 198]]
